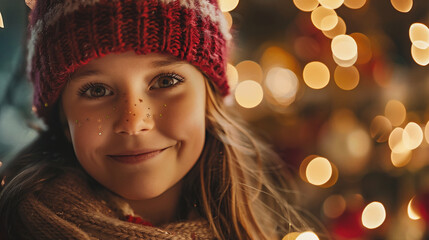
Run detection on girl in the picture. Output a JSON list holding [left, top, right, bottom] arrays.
[[0, 0, 314, 239]]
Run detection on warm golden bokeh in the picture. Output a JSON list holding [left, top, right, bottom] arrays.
[[343, 0, 366, 9], [234, 80, 264, 108], [388, 127, 408, 153], [226, 63, 239, 90], [351, 33, 372, 64], [296, 231, 320, 240], [260, 46, 300, 73], [303, 61, 330, 89], [311, 6, 338, 31], [409, 23, 429, 49], [0, 12, 4, 29], [408, 197, 421, 220], [331, 34, 358, 61], [282, 232, 301, 240], [425, 121, 429, 144], [323, 194, 347, 218], [235, 60, 264, 83], [306, 157, 333, 186], [402, 122, 423, 150], [265, 67, 299, 105], [318, 0, 344, 9], [411, 44, 429, 66], [218, 0, 240, 12], [223, 12, 233, 30], [362, 202, 387, 229], [391, 150, 412, 167], [385, 100, 407, 126], [334, 66, 359, 90], [370, 115, 392, 143], [390, 0, 413, 13], [293, 0, 320, 12], [323, 16, 346, 39]]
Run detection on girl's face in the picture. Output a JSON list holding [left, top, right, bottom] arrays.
[[61, 52, 206, 200]]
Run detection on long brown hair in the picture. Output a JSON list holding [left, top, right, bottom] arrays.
[[0, 79, 320, 239], [181, 80, 316, 239]]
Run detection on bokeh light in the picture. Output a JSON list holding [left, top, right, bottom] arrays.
[[218, 0, 239, 12], [236, 60, 264, 83], [331, 34, 358, 61], [306, 157, 333, 186], [223, 12, 233, 29], [402, 122, 423, 150], [226, 63, 239, 89], [0, 12, 3, 29], [390, 0, 413, 13], [296, 231, 320, 240], [385, 100, 407, 126], [362, 202, 387, 229], [389, 127, 408, 153], [411, 44, 429, 66], [293, 0, 320, 12], [334, 66, 359, 90], [391, 150, 412, 167], [318, 0, 344, 9], [370, 115, 392, 143], [347, 128, 371, 158], [343, 0, 366, 9], [351, 33, 373, 64], [303, 61, 330, 89], [425, 121, 429, 144], [282, 232, 301, 240], [311, 6, 338, 31], [265, 67, 299, 105], [408, 197, 421, 220], [333, 53, 358, 67], [323, 17, 346, 39], [323, 194, 346, 218], [409, 23, 429, 49], [260, 46, 300, 73], [234, 80, 263, 108]]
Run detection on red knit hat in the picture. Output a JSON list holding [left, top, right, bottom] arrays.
[[27, 0, 231, 125]]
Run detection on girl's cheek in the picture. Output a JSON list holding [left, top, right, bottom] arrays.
[[67, 110, 112, 148]]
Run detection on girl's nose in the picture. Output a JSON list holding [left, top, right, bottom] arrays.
[[113, 98, 154, 135]]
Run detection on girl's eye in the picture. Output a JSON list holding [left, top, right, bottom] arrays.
[[150, 73, 184, 90], [77, 83, 113, 99]]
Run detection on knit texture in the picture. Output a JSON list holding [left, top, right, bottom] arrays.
[[27, 0, 231, 125], [17, 171, 215, 239]]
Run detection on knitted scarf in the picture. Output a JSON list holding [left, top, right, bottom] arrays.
[[17, 172, 214, 239]]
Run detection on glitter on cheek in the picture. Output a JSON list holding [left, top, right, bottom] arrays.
[[163, 104, 167, 107], [160, 113, 163, 118], [97, 118, 102, 123]]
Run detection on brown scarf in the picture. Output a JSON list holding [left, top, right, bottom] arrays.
[[17, 171, 215, 239]]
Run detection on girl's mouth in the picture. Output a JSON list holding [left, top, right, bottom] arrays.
[[108, 147, 169, 164]]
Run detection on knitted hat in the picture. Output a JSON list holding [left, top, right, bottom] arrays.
[[27, 0, 231, 125]]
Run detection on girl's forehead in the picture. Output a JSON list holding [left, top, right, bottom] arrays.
[[71, 52, 187, 78]]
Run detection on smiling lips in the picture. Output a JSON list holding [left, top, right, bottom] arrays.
[[108, 148, 168, 164]]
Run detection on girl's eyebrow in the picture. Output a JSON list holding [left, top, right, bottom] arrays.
[[150, 57, 185, 67], [70, 69, 102, 81]]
